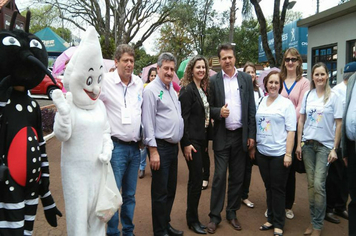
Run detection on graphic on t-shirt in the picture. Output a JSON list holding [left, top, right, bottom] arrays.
[[258, 117, 271, 132], [308, 109, 323, 123]]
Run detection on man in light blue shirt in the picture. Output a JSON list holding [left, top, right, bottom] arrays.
[[342, 71, 356, 235], [142, 52, 184, 236]]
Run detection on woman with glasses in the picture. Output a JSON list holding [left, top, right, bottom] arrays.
[[280, 48, 310, 220], [296, 62, 342, 236]]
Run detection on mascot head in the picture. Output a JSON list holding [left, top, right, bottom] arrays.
[[64, 26, 103, 110], [0, 11, 55, 90]]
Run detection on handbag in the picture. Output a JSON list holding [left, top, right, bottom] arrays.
[[95, 162, 122, 223]]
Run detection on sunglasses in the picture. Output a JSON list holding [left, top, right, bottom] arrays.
[[285, 57, 298, 63]]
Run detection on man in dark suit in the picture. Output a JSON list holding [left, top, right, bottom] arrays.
[[342, 72, 356, 236], [207, 44, 256, 234]]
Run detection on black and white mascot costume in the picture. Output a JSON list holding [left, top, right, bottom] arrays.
[[0, 11, 62, 236]]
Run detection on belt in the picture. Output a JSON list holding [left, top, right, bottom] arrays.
[[111, 136, 137, 145], [304, 140, 323, 146], [156, 138, 177, 145]]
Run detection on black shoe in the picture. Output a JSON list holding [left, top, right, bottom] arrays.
[[189, 222, 206, 234], [325, 212, 340, 224], [199, 222, 207, 229], [168, 225, 184, 236], [335, 210, 349, 220]]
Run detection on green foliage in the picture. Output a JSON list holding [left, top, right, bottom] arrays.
[[234, 19, 260, 64], [100, 36, 116, 60], [134, 48, 158, 75], [203, 26, 229, 58], [22, 6, 72, 43], [157, 22, 195, 68], [53, 28, 72, 43]]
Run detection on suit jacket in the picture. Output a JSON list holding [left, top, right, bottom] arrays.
[[342, 73, 356, 158], [209, 70, 256, 152], [179, 81, 207, 148]]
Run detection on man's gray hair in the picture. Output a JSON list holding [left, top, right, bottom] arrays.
[[343, 72, 355, 81], [157, 52, 177, 67]]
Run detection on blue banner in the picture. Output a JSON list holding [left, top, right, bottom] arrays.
[[258, 20, 308, 62]]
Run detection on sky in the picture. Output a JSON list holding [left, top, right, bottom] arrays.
[[15, 0, 341, 54]]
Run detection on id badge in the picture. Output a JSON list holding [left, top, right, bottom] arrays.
[[122, 107, 132, 124]]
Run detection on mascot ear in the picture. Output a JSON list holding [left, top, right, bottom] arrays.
[[25, 11, 31, 33], [9, 11, 18, 30]]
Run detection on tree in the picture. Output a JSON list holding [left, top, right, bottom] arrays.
[[228, 0, 237, 43], [249, 0, 296, 67], [134, 48, 158, 75], [156, 22, 194, 67], [234, 19, 260, 65], [203, 26, 229, 58], [22, 6, 72, 42], [41, 0, 176, 57], [169, 0, 216, 55]]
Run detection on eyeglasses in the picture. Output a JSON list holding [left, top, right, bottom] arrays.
[[285, 57, 298, 63]]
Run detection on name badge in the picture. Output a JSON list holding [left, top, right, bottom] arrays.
[[122, 107, 132, 124]]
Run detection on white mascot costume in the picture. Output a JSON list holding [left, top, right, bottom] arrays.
[[52, 26, 114, 236]]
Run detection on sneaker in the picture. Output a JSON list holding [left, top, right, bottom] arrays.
[[265, 209, 268, 218], [286, 209, 294, 219]]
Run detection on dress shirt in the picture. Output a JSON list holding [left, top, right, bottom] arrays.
[[346, 81, 356, 141], [222, 68, 242, 130], [142, 77, 184, 147], [100, 70, 143, 142]]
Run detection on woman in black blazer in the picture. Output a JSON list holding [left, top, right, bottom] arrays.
[[179, 55, 210, 235]]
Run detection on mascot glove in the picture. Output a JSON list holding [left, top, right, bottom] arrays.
[[44, 202, 62, 227], [99, 152, 112, 164], [52, 90, 72, 117]]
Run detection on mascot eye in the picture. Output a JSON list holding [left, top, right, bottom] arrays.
[[86, 76, 93, 86], [98, 75, 102, 84], [29, 39, 43, 49], [2, 36, 21, 47]]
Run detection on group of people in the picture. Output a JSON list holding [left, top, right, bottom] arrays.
[[76, 41, 355, 236]]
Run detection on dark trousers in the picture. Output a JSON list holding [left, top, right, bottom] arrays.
[[151, 139, 178, 236], [347, 141, 356, 236], [209, 129, 245, 223], [186, 139, 206, 225], [285, 130, 298, 209], [202, 140, 210, 181], [326, 149, 348, 213], [242, 154, 253, 200], [256, 150, 290, 229]]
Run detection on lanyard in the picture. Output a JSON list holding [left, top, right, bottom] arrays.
[[284, 81, 297, 95], [123, 86, 128, 108]]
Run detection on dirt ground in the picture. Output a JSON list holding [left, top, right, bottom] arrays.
[[32, 138, 348, 236]]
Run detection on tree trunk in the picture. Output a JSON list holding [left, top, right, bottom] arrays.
[[229, 0, 236, 43], [250, 0, 276, 67]]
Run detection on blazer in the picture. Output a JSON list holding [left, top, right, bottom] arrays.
[[342, 73, 356, 158], [209, 70, 256, 152], [179, 81, 208, 148]]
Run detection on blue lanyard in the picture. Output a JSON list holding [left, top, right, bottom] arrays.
[[284, 81, 297, 95]]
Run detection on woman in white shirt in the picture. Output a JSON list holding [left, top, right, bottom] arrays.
[[296, 62, 342, 236], [240, 62, 265, 209], [254, 71, 296, 236]]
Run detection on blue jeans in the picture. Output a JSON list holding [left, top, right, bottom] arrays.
[[139, 147, 147, 171], [302, 142, 330, 230], [107, 141, 140, 236]]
